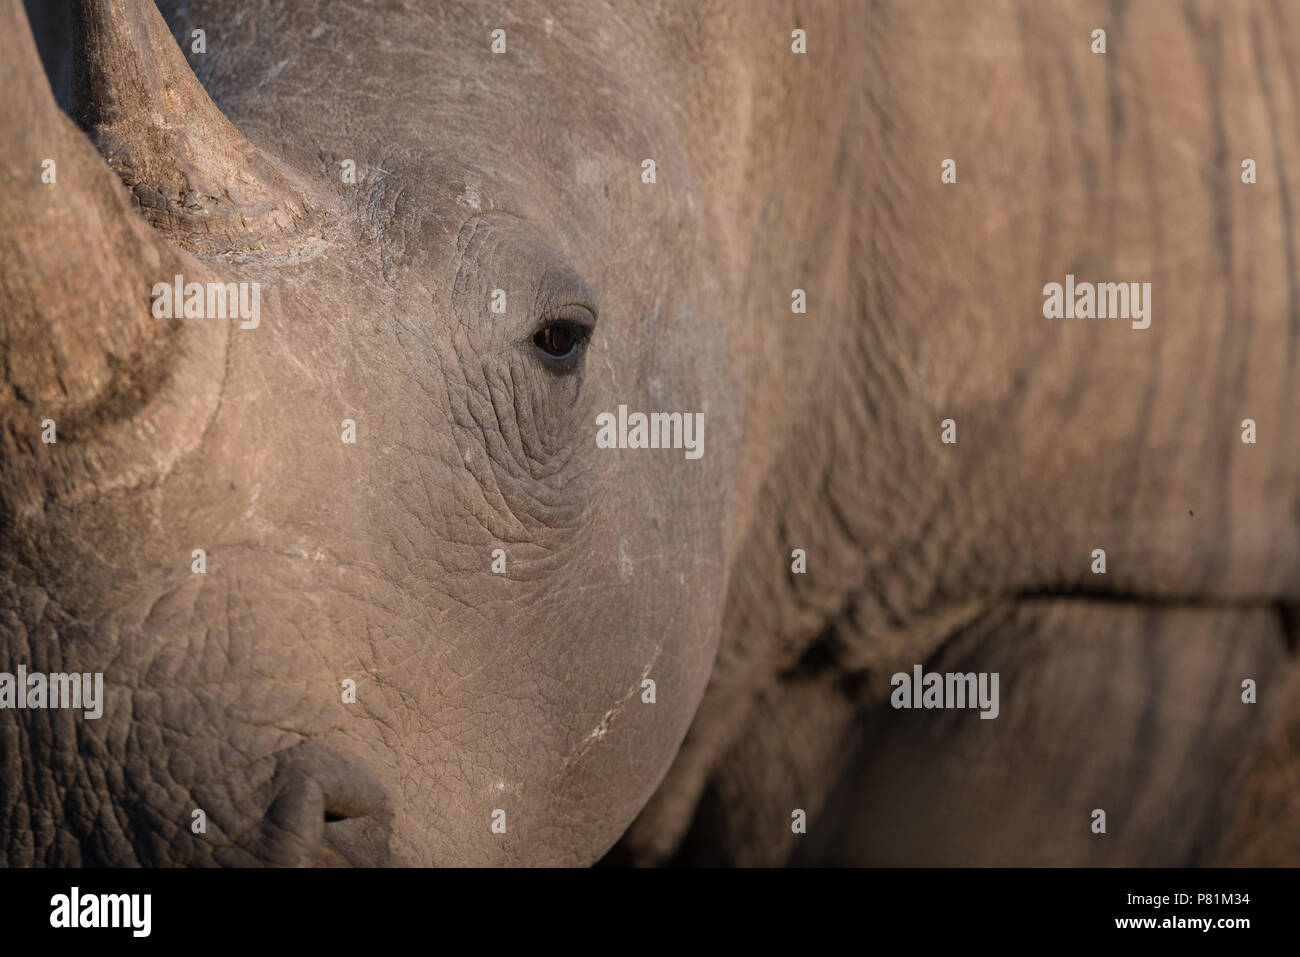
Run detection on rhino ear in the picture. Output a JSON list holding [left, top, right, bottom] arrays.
[[71, 0, 314, 252]]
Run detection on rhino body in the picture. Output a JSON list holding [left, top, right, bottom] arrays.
[[1, 0, 1297, 867]]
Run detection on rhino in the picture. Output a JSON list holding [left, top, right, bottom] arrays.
[[0, 0, 1296, 867]]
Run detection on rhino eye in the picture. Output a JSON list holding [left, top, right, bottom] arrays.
[[531, 305, 595, 372], [534, 324, 583, 358]]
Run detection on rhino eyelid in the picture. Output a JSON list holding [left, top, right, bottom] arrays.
[[540, 302, 598, 332]]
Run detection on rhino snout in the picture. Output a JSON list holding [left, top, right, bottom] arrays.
[[251, 746, 391, 868]]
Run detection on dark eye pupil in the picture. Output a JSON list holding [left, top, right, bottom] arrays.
[[535, 325, 578, 357]]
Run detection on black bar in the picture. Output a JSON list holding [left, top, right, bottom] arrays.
[[0, 867, 1287, 944]]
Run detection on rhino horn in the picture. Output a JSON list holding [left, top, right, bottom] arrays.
[[1, 0, 229, 516], [71, 0, 314, 252]]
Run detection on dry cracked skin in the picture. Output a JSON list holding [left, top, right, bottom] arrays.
[[0, 0, 1297, 867]]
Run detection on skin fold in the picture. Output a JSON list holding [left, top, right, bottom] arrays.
[[0, 0, 1296, 867]]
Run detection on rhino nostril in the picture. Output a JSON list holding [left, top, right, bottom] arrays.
[[316, 768, 386, 823], [258, 775, 328, 866], [255, 747, 390, 866], [319, 811, 391, 867]]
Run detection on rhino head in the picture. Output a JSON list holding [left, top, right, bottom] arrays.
[[1, 0, 863, 865]]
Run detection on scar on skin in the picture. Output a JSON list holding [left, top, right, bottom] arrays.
[[561, 645, 662, 771]]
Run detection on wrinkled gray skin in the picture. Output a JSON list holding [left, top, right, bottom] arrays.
[[2, 0, 1298, 867]]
